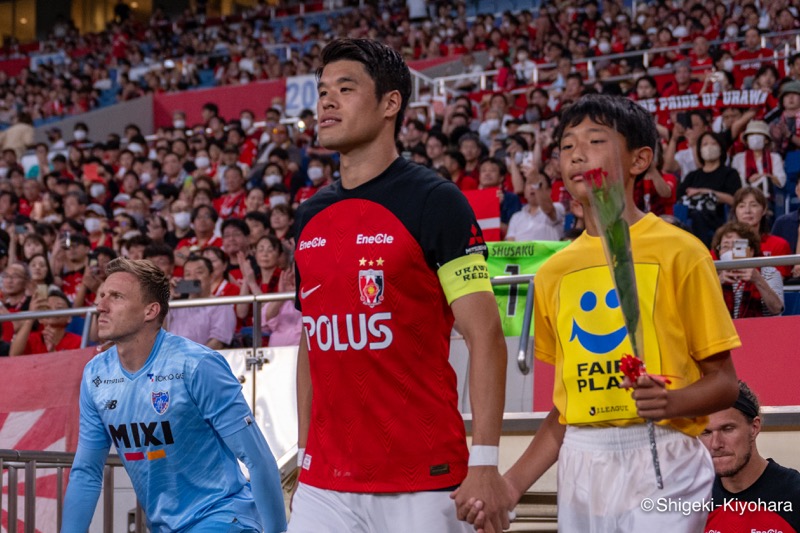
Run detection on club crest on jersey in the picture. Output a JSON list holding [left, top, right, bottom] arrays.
[[358, 269, 384, 307], [151, 391, 170, 415]]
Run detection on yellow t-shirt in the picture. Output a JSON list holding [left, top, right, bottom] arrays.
[[534, 213, 741, 436]]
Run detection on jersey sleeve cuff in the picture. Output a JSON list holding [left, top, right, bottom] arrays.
[[437, 254, 493, 305]]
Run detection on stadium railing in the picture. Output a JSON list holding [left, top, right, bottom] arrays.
[[0, 450, 143, 533], [2, 254, 800, 532], [431, 29, 800, 96]]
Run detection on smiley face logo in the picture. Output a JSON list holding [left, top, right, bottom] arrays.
[[570, 288, 628, 354]]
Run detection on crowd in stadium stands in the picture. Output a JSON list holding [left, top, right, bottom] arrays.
[[1, 0, 799, 126], [1, 0, 800, 354]]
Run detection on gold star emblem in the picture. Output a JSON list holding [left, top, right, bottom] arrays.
[[368, 260, 374, 266], [376, 257, 384, 266], [359, 257, 367, 266]]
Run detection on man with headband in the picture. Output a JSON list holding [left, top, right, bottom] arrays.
[[700, 381, 800, 532]]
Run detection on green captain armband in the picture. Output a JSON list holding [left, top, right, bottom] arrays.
[[437, 254, 493, 305]]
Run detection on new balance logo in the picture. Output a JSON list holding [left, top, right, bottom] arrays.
[[300, 284, 321, 299], [104, 400, 118, 410]]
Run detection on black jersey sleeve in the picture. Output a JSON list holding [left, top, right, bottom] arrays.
[[418, 180, 488, 270]]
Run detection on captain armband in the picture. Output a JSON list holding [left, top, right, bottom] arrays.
[[437, 254, 493, 305]]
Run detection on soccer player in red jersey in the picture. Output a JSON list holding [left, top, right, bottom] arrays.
[[290, 39, 511, 533]]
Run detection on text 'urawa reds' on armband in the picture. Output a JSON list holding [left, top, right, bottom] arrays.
[[437, 253, 493, 305]]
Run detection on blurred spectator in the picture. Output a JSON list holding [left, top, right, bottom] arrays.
[[676, 131, 741, 247], [0, 113, 34, 159], [769, 81, 800, 155], [728, 187, 792, 278], [235, 234, 283, 320], [772, 180, 800, 280], [505, 165, 563, 242], [166, 255, 235, 349], [202, 246, 241, 298], [477, 157, 521, 239], [734, 28, 774, 88], [0, 262, 32, 344], [731, 121, 786, 195], [9, 289, 81, 355], [262, 268, 302, 347], [712, 221, 784, 318]]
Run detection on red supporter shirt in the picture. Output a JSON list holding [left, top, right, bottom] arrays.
[[24, 331, 82, 355], [454, 173, 478, 191], [61, 269, 85, 303], [1, 296, 30, 343], [176, 235, 223, 252], [733, 48, 774, 86], [294, 184, 324, 205], [761, 233, 792, 278], [294, 158, 483, 492], [214, 191, 248, 219]]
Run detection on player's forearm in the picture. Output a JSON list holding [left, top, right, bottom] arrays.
[[61, 445, 108, 533], [466, 314, 507, 445], [666, 353, 738, 419], [504, 407, 563, 501], [296, 330, 312, 447], [222, 425, 288, 533]]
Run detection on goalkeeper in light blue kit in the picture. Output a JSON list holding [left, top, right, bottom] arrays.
[[61, 258, 287, 533]]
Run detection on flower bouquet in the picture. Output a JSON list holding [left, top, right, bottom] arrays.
[[585, 166, 664, 490]]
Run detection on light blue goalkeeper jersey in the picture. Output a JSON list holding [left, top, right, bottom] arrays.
[[77, 329, 266, 532]]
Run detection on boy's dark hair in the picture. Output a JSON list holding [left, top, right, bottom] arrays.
[[47, 289, 72, 308], [318, 39, 412, 139], [554, 94, 658, 153]]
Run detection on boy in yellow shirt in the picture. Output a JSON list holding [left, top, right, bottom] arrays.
[[457, 94, 741, 532]]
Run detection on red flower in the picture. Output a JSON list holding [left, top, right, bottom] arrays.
[[620, 353, 674, 385], [584, 167, 608, 189], [620, 354, 645, 382]]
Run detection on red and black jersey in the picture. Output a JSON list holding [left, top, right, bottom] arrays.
[[293, 157, 487, 493], [705, 459, 800, 532]]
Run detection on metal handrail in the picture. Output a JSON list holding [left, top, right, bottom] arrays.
[[2, 252, 800, 369], [0, 450, 135, 533], [434, 29, 800, 95]]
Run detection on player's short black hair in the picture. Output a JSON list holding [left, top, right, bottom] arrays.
[[554, 94, 658, 152], [319, 39, 412, 139]]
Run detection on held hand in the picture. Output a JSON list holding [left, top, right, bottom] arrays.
[[791, 264, 800, 278], [622, 375, 670, 420], [748, 173, 763, 184], [455, 475, 520, 532], [451, 467, 513, 533]]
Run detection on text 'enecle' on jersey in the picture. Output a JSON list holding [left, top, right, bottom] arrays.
[[293, 157, 492, 493]]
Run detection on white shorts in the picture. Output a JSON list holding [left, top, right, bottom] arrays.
[[287, 482, 473, 533], [557, 424, 714, 532]]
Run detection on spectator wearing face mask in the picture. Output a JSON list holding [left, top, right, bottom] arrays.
[[731, 121, 786, 196], [71, 123, 91, 147], [293, 157, 330, 207], [769, 80, 800, 155], [84, 204, 113, 249], [677, 131, 742, 247]]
